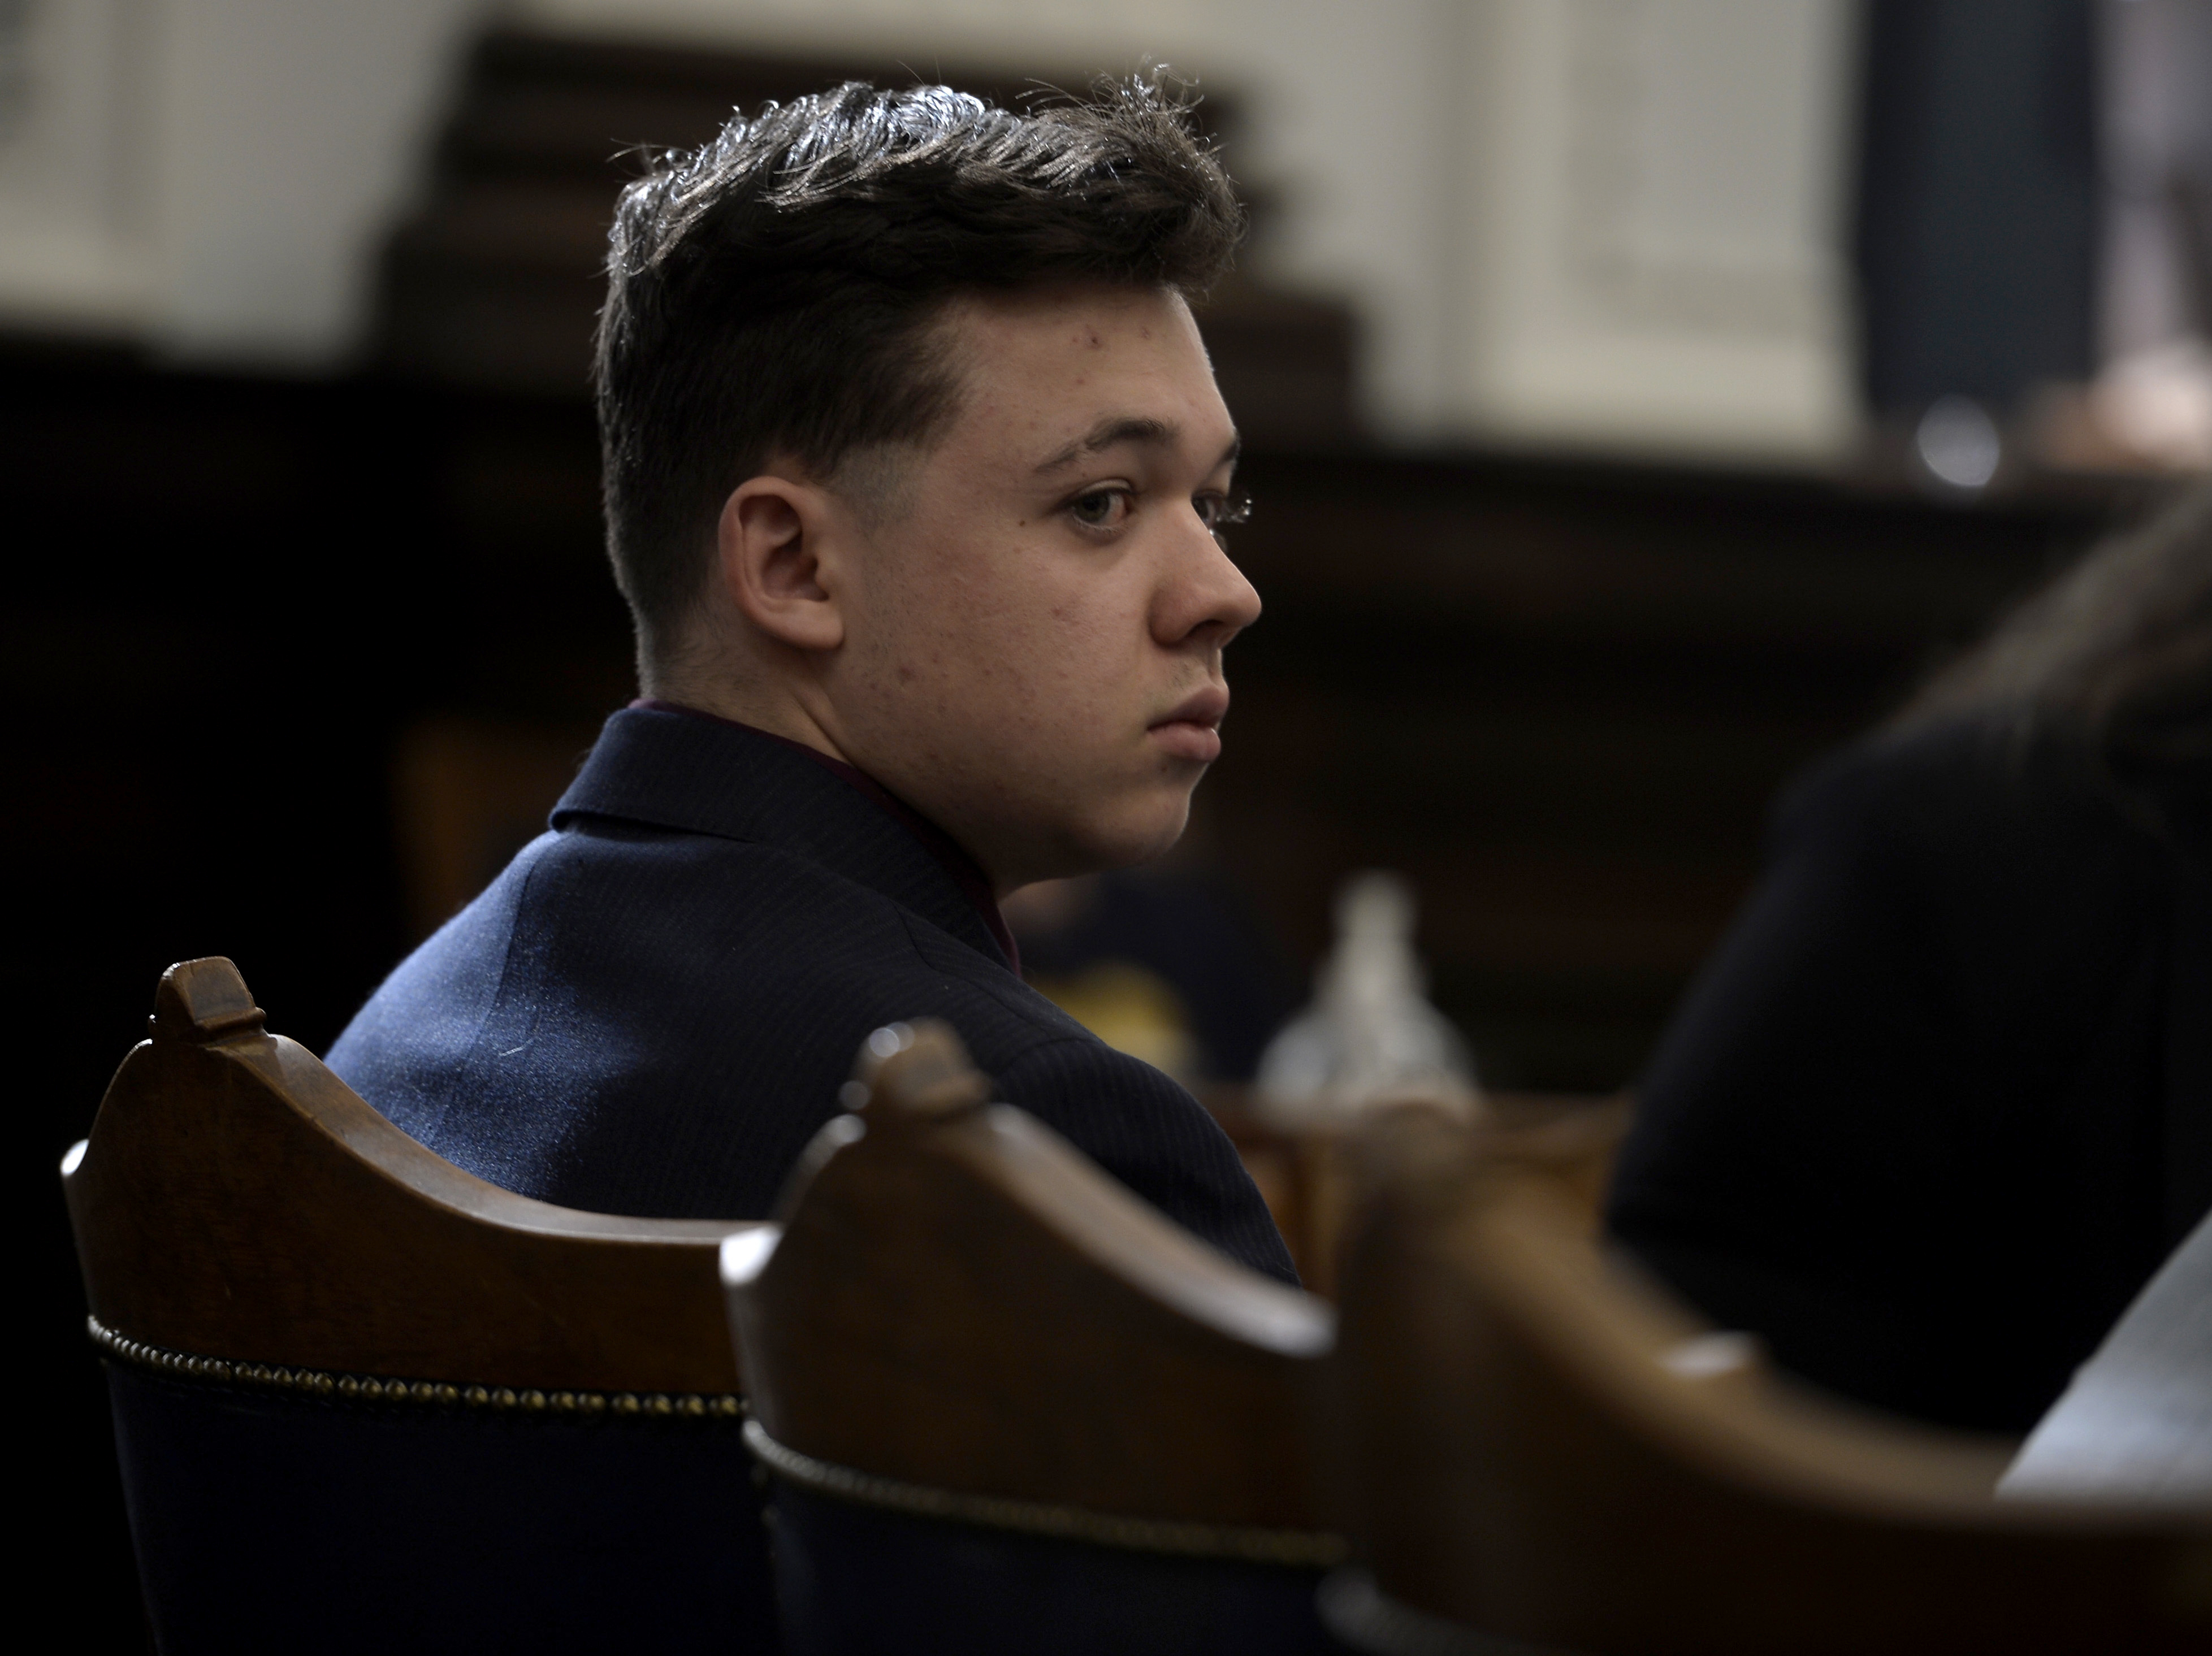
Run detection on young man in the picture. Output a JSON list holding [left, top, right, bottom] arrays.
[[328, 80, 1293, 1282]]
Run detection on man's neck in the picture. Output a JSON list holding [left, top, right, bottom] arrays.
[[630, 695, 1023, 973], [642, 677, 850, 767], [640, 670, 1056, 899]]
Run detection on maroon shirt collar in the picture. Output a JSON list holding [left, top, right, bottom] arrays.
[[630, 699, 1020, 974]]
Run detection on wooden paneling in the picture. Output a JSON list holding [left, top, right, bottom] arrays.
[[1206, 449, 2167, 1086]]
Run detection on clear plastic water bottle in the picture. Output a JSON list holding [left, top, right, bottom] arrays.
[[1255, 870, 1481, 1129]]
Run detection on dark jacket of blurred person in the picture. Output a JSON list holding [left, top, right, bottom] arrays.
[[328, 80, 1294, 1285], [1607, 485, 2212, 1433]]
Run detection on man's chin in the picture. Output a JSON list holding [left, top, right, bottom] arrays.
[[987, 784, 1196, 887], [1073, 794, 1195, 873]]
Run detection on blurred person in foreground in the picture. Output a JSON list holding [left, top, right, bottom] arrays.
[[1608, 485, 2212, 1433], [328, 79, 1292, 1283]]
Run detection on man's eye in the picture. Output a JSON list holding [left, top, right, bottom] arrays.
[[1068, 489, 1128, 529]]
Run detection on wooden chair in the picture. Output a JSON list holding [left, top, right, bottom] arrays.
[[62, 957, 778, 1654], [1318, 1107, 2212, 1655], [1202, 1086, 1631, 1297], [723, 1019, 1347, 1654]]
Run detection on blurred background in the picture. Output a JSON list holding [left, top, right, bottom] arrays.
[[10, 1, 2208, 1642]]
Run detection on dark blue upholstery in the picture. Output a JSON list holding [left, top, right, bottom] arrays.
[[766, 1482, 1340, 1655], [107, 1362, 777, 1654]]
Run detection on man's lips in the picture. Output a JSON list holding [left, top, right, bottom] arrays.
[[1148, 686, 1229, 763]]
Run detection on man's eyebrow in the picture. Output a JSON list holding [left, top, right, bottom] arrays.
[[1033, 416, 1182, 474]]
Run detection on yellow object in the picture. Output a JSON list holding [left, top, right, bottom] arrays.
[[1027, 963, 1198, 1083]]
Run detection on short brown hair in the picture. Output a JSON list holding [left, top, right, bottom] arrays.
[[594, 75, 1245, 656]]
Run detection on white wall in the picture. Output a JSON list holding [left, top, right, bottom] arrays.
[[0, 0, 154, 332], [514, 0, 1473, 438], [0, 0, 1862, 456], [0, 0, 484, 366], [151, 0, 488, 365], [520, 0, 1868, 458], [1446, 0, 1860, 458]]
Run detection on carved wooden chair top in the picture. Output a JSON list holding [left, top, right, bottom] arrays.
[[66, 958, 783, 1654], [64, 956, 759, 1406], [1320, 1106, 2212, 1656], [724, 1017, 1341, 1563]]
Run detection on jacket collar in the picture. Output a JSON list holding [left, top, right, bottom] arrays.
[[552, 704, 1017, 972]]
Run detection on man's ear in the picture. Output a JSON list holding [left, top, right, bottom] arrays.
[[714, 474, 849, 653]]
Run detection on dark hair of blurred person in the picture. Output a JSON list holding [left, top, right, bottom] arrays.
[[1605, 484, 2212, 1433], [1906, 487, 2212, 840], [326, 79, 1294, 1288]]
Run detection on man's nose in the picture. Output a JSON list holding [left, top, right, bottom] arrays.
[[1160, 512, 1262, 647]]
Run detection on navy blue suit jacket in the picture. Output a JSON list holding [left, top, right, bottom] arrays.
[[330, 704, 1295, 1283]]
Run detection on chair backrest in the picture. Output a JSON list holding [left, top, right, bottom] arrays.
[[1319, 1107, 2212, 1656], [1202, 1087, 1629, 1297], [64, 957, 777, 1655], [724, 1019, 1345, 1655]]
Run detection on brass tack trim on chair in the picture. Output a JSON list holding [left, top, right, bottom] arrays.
[[742, 1419, 1348, 1568], [86, 1315, 744, 1421]]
